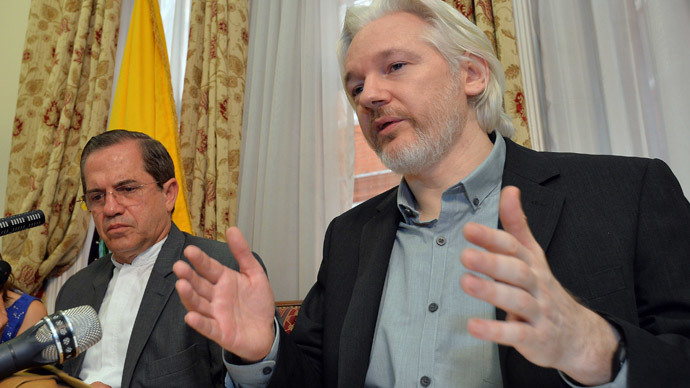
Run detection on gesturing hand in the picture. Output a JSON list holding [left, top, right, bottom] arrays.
[[460, 186, 618, 385], [174, 227, 276, 362], [89, 382, 112, 388]]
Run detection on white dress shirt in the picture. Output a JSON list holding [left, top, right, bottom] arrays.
[[79, 237, 166, 387]]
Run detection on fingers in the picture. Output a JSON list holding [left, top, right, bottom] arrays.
[[183, 310, 223, 345], [461, 272, 539, 321], [182, 245, 226, 284], [463, 186, 544, 267], [462, 248, 536, 292], [466, 317, 531, 346], [463, 222, 532, 265], [226, 227, 264, 278], [461, 247, 541, 321], [172, 258, 194, 281], [180, 227, 259, 285], [174, 267, 215, 318], [89, 382, 113, 388], [498, 186, 540, 252], [174, 254, 218, 303], [174, 260, 236, 346]]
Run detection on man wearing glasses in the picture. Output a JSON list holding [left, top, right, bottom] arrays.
[[55, 130, 259, 388]]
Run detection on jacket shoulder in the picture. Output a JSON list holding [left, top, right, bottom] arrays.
[[178, 232, 245, 271], [55, 256, 112, 310], [504, 137, 666, 188], [331, 186, 399, 228]]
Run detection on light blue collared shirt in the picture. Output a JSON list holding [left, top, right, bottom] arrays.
[[224, 135, 627, 388], [364, 134, 506, 387]]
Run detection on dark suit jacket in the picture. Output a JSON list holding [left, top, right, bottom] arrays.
[[269, 138, 690, 388], [55, 223, 245, 388]]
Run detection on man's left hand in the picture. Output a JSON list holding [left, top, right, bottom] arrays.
[[461, 186, 619, 386]]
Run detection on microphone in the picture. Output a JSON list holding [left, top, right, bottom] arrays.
[[0, 210, 46, 237], [0, 305, 102, 378]]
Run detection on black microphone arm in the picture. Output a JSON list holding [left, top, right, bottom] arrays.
[[0, 305, 102, 379], [0, 210, 46, 237]]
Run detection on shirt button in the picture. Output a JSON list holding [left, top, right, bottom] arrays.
[[473, 197, 480, 206], [420, 375, 431, 387], [428, 303, 438, 313], [435, 236, 446, 246], [262, 366, 273, 375]]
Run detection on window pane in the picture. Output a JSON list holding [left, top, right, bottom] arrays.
[[353, 125, 401, 205]]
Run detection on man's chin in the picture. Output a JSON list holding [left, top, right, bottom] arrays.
[[103, 236, 133, 254], [379, 148, 433, 176]]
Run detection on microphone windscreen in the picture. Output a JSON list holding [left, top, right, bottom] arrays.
[[36, 305, 102, 362], [0, 210, 45, 237]]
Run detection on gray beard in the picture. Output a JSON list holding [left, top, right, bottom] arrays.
[[374, 84, 466, 176]]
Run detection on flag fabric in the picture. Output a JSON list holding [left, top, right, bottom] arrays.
[[108, 0, 193, 234]]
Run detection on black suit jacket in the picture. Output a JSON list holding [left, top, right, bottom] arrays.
[[55, 223, 246, 388], [269, 138, 690, 387]]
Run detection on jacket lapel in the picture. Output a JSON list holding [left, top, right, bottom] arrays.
[[338, 190, 402, 388], [91, 257, 117, 309], [121, 224, 184, 388], [68, 257, 114, 375], [497, 139, 565, 382], [335, 139, 565, 387], [500, 139, 564, 271]]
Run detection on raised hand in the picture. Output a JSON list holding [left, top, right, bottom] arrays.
[[174, 226, 276, 362], [89, 382, 112, 388], [460, 186, 618, 385]]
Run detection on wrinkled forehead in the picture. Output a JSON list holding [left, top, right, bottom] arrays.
[[83, 142, 148, 184]]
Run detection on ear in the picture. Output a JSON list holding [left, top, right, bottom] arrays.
[[462, 54, 489, 97], [162, 178, 179, 213]]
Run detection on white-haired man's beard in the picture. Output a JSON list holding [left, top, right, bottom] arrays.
[[367, 82, 466, 176]]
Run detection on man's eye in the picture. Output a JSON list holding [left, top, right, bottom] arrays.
[[88, 193, 105, 202], [117, 186, 139, 194], [390, 62, 406, 72], [351, 85, 363, 97]]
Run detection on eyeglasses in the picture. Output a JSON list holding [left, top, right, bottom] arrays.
[[79, 182, 160, 212]]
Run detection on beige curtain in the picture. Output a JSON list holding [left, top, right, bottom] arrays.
[[179, 0, 249, 240], [1, 0, 120, 293], [445, 0, 531, 148]]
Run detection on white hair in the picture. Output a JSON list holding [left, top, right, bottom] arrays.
[[338, 0, 515, 137]]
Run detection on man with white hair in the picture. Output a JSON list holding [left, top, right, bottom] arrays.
[[174, 0, 690, 387]]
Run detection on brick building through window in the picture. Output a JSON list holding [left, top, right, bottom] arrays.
[[353, 125, 401, 205]]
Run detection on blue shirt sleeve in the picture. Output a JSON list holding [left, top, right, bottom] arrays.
[[224, 317, 280, 388]]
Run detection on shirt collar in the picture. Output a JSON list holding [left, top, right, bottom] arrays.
[[397, 134, 506, 223], [111, 235, 168, 269]]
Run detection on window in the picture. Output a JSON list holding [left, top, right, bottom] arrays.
[[344, 0, 401, 206], [353, 124, 401, 206]]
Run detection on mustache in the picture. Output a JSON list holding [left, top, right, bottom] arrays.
[[370, 105, 410, 122], [369, 106, 412, 127], [103, 217, 131, 228]]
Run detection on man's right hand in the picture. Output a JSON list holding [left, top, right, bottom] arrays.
[[174, 226, 276, 362]]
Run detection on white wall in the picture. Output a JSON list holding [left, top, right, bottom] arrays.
[[0, 2, 31, 226]]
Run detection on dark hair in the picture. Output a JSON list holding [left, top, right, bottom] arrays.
[[80, 130, 176, 193], [0, 259, 11, 303]]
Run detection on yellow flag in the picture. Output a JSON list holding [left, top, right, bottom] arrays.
[[108, 0, 193, 234]]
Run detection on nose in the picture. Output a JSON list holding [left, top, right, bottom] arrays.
[[101, 191, 125, 216], [359, 76, 390, 111]]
